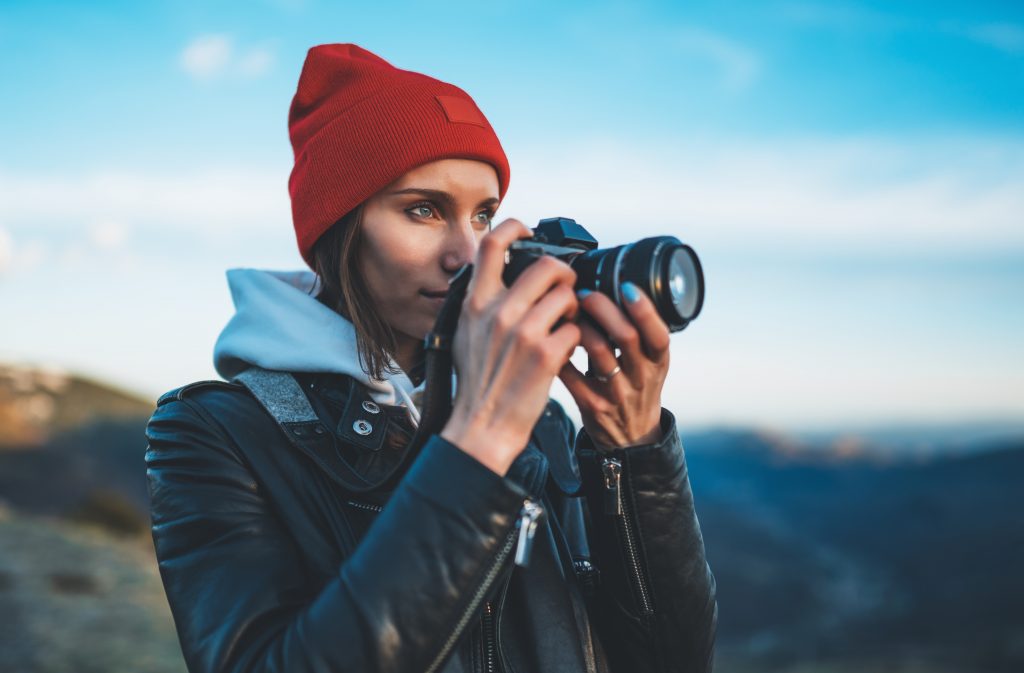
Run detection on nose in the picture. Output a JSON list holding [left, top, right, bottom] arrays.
[[439, 219, 481, 274]]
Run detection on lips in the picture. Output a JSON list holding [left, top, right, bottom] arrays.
[[420, 289, 448, 299]]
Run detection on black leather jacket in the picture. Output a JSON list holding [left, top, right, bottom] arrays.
[[144, 370, 717, 673]]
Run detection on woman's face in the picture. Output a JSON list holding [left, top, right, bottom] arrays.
[[357, 158, 501, 357]]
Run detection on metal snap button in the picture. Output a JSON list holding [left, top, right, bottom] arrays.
[[361, 400, 381, 414], [314, 425, 325, 434], [353, 419, 373, 436]]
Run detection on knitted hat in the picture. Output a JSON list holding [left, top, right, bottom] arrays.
[[288, 43, 511, 269]]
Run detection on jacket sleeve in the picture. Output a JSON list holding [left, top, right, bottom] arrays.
[[145, 394, 532, 673], [573, 407, 718, 673]]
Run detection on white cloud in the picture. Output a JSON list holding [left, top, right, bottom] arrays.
[[776, 2, 900, 31], [561, 9, 761, 94], [0, 167, 288, 233], [2, 134, 1022, 274], [0, 227, 10, 273], [966, 23, 1024, 55], [179, 35, 276, 81], [672, 26, 761, 92], [0, 167, 292, 276], [9, 239, 47, 274], [0, 228, 51, 277], [504, 134, 1024, 255], [89, 220, 129, 250], [180, 34, 233, 80], [239, 47, 275, 77]]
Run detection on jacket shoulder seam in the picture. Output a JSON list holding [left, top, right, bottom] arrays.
[[152, 387, 260, 482], [157, 379, 246, 407]]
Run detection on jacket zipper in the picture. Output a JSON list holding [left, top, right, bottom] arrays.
[[347, 500, 543, 566], [346, 500, 383, 513], [494, 551, 523, 673], [514, 499, 544, 567], [482, 599, 499, 673], [601, 456, 654, 615], [424, 496, 544, 673], [483, 500, 543, 673]]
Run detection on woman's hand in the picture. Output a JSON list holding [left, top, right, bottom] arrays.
[[441, 219, 582, 477], [558, 284, 671, 450]]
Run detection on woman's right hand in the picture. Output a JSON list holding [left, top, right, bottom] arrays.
[[440, 218, 582, 477]]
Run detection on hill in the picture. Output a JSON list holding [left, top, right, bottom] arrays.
[[0, 363, 153, 449], [683, 428, 1024, 672]]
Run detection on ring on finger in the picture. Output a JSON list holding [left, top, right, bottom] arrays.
[[593, 364, 621, 383]]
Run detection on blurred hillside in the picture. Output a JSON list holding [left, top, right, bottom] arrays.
[[0, 363, 181, 672], [0, 506, 185, 673], [0, 363, 154, 520], [684, 429, 1024, 672], [0, 361, 1021, 672], [0, 363, 154, 449]]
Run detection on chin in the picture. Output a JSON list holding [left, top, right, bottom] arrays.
[[392, 319, 432, 346]]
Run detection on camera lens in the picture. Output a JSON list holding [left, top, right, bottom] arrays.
[[669, 251, 688, 306], [501, 224, 705, 333], [571, 236, 704, 332], [667, 246, 702, 323]]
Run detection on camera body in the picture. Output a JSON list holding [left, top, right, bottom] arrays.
[[502, 217, 704, 332]]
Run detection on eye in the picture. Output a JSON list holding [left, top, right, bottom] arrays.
[[476, 209, 495, 229], [406, 202, 439, 220]]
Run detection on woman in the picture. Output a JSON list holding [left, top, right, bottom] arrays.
[[145, 43, 717, 673]]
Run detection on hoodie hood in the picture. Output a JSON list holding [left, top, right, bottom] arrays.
[[213, 268, 448, 428]]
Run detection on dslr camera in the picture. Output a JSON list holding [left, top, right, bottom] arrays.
[[501, 217, 704, 332]]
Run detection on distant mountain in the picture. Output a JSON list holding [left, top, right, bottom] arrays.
[[0, 362, 155, 526], [0, 362, 153, 449], [682, 428, 1024, 672], [792, 419, 1024, 459]]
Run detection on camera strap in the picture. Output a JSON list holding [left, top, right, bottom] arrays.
[[368, 263, 475, 490]]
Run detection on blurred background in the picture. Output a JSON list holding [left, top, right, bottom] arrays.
[[1, 1, 1022, 671]]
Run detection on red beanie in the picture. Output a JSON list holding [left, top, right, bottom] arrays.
[[287, 43, 511, 269]]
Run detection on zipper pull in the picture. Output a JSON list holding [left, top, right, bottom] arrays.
[[601, 457, 622, 516], [514, 498, 545, 567]]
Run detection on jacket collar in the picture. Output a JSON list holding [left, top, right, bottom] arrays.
[[291, 373, 582, 498]]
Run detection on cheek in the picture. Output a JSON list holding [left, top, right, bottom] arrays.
[[360, 228, 438, 302]]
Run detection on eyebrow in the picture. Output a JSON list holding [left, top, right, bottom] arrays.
[[387, 188, 499, 209]]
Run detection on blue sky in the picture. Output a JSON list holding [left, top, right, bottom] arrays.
[[1, 0, 1022, 432]]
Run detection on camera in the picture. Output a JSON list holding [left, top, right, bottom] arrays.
[[501, 217, 704, 332]]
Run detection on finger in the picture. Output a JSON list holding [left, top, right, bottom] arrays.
[[618, 282, 671, 362], [549, 320, 583, 370], [505, 255, 577, 314], [577, 290, 645, 379], [578, 320, 622, 382], [558, 359, 603, 410], [520, 283, 579, 337], [468, 218, 533, 300]]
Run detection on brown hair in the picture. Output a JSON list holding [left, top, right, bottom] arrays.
[[309, 203, 419, 381]]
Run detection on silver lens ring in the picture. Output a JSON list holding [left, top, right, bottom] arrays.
[[611, 242, 635, 310], [594, 249, 608, 294]]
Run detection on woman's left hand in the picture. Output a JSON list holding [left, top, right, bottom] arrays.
[[558, 282, 671, 450]]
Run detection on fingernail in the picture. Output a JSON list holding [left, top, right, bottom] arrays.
[[576, 289, 592, 299], [621, 282, 640, 303]]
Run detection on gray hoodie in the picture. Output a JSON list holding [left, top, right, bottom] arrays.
[[213, 268, 450, 429]]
